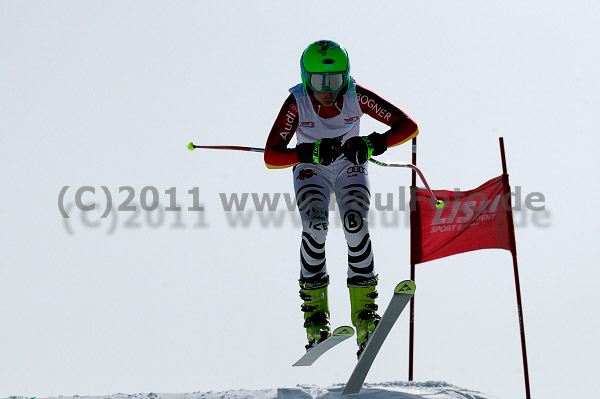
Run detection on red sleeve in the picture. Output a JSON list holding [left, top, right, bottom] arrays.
[[356, 84, 419, 148], [264, 93, 300, 169]]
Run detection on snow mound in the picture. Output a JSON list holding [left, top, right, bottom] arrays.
[[278, 381, 497, 398], [3, 382, 497, 399]]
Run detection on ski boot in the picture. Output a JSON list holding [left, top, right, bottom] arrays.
[[299, 276, 331, 351], [348, 275, 381, 358]]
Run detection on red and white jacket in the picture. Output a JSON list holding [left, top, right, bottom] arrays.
[[264, 82, 418, 169]]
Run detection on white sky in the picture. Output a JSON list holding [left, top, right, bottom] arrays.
[[1, 1, 599, 399]]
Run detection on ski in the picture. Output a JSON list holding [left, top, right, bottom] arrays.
[[342, 280, 416, 395], [293, 326, 355, 367]]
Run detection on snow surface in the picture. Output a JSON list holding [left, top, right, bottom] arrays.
[[3, 382, 497, 399]]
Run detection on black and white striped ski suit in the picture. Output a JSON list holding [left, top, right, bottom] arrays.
[[294, 158, 375, 283]]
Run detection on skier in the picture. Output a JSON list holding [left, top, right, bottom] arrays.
[[264, 40, 418, 357]]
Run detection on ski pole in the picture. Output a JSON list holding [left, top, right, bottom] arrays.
[[368, 158, 444, 208], [187, 142, 264, 152], [187, 141, 444, 208]]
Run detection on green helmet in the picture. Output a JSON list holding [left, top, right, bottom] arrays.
[[300, 40, 350, 94]]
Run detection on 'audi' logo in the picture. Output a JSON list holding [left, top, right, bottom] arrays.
[[347, 166, 367, 175]]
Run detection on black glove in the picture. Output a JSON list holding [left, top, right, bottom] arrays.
[[296, 138, 342, 166], [342, 133, 387, 165]]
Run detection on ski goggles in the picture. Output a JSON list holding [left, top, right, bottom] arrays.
[[308, 73, 346, 93]]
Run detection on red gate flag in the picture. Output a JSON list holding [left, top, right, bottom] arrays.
[[408, 138, 531, 398], [411, 175, 513, 264]]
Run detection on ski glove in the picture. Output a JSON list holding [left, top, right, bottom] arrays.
[[296, 138, 342, 166], [342, 133, 387, 165]]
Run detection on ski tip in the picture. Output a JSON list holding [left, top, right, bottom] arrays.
[[394, 280, 416, 295], [341, 386, 359, 396], [332, 326, 355, 337], [292, 359, 309, 367]]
